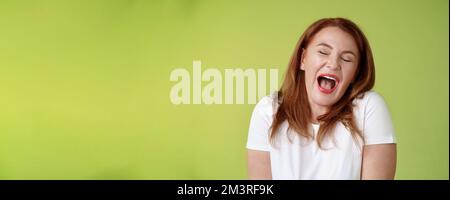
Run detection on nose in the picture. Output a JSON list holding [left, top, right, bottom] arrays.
[[326, 56, 341, 71]]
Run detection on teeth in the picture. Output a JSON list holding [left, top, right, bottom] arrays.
[[322, 76, 336, 81]]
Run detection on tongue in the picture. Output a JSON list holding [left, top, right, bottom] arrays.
[[320, 79, 334, 90]]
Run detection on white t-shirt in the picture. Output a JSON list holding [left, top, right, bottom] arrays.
[[246, 91, 396, 180]]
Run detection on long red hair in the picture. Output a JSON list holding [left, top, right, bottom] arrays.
[[271, 18, 375, 148]]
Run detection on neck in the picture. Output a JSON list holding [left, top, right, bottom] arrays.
[[309, 102, 328, 124]]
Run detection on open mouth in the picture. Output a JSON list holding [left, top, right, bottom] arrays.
[[317, 74, 340, 94]]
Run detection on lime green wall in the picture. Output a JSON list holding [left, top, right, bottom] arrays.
[[0, 0, 447, 179]]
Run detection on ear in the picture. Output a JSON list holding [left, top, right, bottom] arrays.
[[300, 48, 306, 71]]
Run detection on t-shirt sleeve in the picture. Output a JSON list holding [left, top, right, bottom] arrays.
[[246, 97, 273, 151], [363, 92, 397, 145]]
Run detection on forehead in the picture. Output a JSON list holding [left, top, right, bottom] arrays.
[[309, 26, 358, 53]]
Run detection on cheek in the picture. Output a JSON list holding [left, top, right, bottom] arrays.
[[341, 65, 358, 85], [303, 58, 322, 78], [307, 55, 324, 68], [304, 67, 317, 83]]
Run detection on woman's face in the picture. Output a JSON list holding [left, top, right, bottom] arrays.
[[301, 26, 359, 109]]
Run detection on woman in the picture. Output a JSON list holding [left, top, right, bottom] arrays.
[[246, 18, 397, 180]]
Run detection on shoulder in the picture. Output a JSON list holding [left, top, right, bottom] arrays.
[[253, 91, 279, 118], [247, 92, 280, 151], [352, 90, 392, 126], [354, 91, 396, 144], [353, 90, 389, 110]]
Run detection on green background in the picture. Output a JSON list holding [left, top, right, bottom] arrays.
[[0, 0, 448, 179]]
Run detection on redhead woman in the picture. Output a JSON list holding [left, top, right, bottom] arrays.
[[246, 18, 396, 180]]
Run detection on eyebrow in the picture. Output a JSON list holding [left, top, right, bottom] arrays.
[[317, 43, 357, 56]]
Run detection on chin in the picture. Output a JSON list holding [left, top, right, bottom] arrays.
[[311, 91, 340, 107]]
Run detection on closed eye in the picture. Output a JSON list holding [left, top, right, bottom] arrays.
[[318, 50, 329, 55], [341, 57, 352, 62]]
